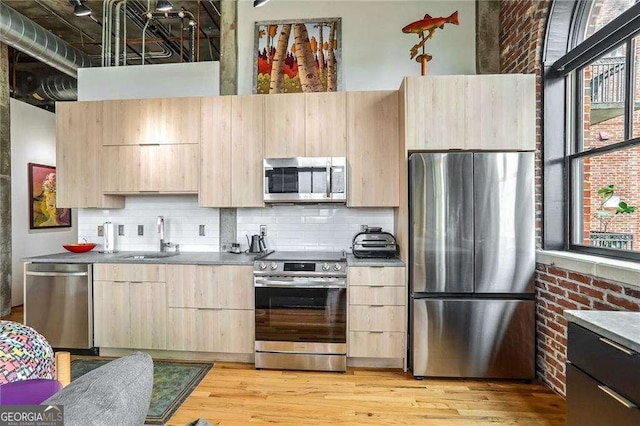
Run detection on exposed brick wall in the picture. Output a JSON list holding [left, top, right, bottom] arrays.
[[536, 263, 640, 395], [500, 0, 640, 398], [499, 0, 550, 247]]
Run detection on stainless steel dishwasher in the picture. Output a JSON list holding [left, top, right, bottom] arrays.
[[24, 263, 94, 350]]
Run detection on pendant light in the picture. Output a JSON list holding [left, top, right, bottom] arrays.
[[156, 0, 174, 12], [69, 0, 91, 17], [253, 0, 271, 7]]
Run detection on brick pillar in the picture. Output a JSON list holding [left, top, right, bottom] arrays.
[[0, 42, 11, 316]]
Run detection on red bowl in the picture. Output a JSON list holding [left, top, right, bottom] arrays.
[[63, 243, 97, 253]]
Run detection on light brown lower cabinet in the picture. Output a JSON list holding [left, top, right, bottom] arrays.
[[165, 264, 254, 354], [93, 280, 167, 350], [166, 308, 254, 353], [347, 266, 406, 360]]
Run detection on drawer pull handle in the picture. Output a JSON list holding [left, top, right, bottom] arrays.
[[370, 305, 385, 307], [369, 331, 384, 334], [599, 337, 634, 356], [598, 385, 637, 408]]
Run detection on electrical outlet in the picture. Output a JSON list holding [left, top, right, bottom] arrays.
[[138, 225, 144, 236], [118, 225, 125, 236], [199, 225, 206, 236], [260, 225, 267, 236], [97, 225, 104, 237]]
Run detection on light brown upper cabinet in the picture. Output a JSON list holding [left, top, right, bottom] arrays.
[[231, 95, 265, 207], [200, 96, 232, 207], [102, 144, 198, 193], [347, 91, 399, 207], [263, 92, 347, 158], [306, 92, 347, 157], [102, 97, 201, 146], [264, 93, 306, 158], [56, 101, 124, 208], [401, 75, 536, 151]]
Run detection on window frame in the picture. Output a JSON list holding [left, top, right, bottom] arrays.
[[545, 1, 640, 261]]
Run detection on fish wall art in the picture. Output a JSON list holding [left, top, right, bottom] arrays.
[[254, 18, 342, 94]]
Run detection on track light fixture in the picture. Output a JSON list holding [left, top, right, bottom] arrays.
[[69, 0, 91, 17], [156, 0, 174, 12], [253, 0, 271, 8]]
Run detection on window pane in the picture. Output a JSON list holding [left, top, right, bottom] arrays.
[[582, 46, 627, 152], [584, 0, 636, 39], [573, 146, 640, 252]]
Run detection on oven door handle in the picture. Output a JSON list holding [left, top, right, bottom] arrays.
[[254, 278, 346, 288]]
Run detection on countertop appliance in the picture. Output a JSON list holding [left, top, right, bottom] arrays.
[[24, 263, 94, 351], [263, 157, 346, 203], [352, 228, 398, 258], [409, 152, 535, 379], [246, 234, 267, 253], [254, 251, 347, 372]]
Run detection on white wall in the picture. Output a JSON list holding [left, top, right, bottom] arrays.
[[237, 205, 394, 252], [78, 61, 220, 101], [238, 0, 476, 94], [78, 196, 220, 252], [10, 99, 78, 306]]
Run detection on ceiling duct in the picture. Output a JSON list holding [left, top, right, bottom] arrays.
[[32, 75, 78, 102], [0, 2, 93, 78]]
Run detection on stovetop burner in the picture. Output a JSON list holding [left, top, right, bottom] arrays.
[[253, 251, 347, 276], [257, 250, 346, 262]]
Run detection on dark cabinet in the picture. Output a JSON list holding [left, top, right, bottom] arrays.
[[567, 323, 640, 426]]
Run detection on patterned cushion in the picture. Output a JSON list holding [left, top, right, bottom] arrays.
[[0, 321, 55, 385]]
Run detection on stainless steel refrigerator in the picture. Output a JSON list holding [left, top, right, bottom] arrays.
[[409, 152, 535, 379]]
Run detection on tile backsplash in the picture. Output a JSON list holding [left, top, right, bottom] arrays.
[[78, 196, 220, 252], [237, 205, 394, 252], [79, 197, 394, 253]]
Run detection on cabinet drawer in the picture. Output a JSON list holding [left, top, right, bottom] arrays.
[[348, 266, 405, 287], [567, 364, 640, 426], [349, 305, 404, 332], [349, 286, 404, 305], [568, 323, 640, 405], [166, 265, 253, 309], [94, 263, 165, 282], [348, 331, 404, 358], [166, 308, 254, 353]]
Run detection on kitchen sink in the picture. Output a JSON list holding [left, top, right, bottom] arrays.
[[119, 252, 180, 260]]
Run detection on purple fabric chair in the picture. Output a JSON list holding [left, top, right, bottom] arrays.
[[0, 378, 62, 404]]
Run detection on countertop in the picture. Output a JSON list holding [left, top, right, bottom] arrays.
[[22, 251, 258, 265], [23, 251, 406, 267], [565, 310, 640, 353], [346, 255, 405, 267]]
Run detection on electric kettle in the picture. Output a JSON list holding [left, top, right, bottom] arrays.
[[246, 234, 266, 253]]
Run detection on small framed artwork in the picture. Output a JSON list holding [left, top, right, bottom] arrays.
[[254, 17, 342, 94], [28, 163, 71, 229]]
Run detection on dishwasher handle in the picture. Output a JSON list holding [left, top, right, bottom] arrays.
[[26, 271, 89, 277]]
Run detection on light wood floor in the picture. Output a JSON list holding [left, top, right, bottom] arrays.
[[3, 306, 566, 424]]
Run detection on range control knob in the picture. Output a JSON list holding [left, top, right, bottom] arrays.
[[334, 263, 342, 271], [270, 262, 278, 270], [258, 262, 267, 270], [322, 262, 331, 271]]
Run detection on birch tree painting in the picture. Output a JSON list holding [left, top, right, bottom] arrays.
[[255, 18, 341, 94]]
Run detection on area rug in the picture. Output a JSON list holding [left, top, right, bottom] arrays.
[[71, 358, 213, 425]]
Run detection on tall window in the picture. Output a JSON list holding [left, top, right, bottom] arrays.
[[569, 0, 640, 260]]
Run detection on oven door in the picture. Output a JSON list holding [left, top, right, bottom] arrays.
[[263, 157, 346, 202], [254, 278, 346, 344]]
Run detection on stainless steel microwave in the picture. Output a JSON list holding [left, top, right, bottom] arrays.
[[263, 157, 347, 203]]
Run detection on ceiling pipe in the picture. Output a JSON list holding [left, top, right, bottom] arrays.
[[32, 75, 78, 102], [0, 2, 94, 78]]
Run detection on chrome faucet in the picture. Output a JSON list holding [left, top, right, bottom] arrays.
[[157, 216, 165, 252]]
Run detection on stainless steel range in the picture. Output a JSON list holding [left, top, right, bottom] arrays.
[[254, 251, 347, 372]]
